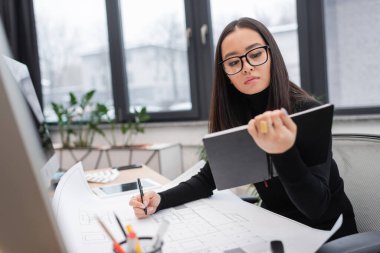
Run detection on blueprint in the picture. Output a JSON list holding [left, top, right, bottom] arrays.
[[52, 161, 342, 253]]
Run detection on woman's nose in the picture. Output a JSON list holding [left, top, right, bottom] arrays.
[[242, 57, 254, 73]]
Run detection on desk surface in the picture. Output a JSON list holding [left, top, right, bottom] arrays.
[[88, 164, 170, 188]]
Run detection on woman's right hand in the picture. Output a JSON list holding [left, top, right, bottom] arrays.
[[129, 191, 161, 219]]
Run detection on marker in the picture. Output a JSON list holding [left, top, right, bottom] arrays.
[[126, 224, 134, 234], [152, 219, 170, 249], [126, 224, 142, 253], [271, 240, 284, 253], [137, 178, 147, 215]]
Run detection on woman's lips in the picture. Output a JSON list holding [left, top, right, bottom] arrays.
[[244, 76, 260, 85]]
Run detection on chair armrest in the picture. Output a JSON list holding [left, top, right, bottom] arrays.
[[317, 231, 380, 253]]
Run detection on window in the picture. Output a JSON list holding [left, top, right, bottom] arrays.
[[33, 0, 378, 123], [324, 0, 380, 108], [120, 0, 191, 113], [210, 0, 300, 85], [34, 0, 113, 121]]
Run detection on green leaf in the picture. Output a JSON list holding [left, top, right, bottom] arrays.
[[67, 128, 76, 135], [51, 102, 59, 113], [136, 106, 150, 122], [96, 103, 108, 115], [140, 113, 150, 122], [136, 126, 144, 133], [80, 90, 96, 108], [51, 103, 62, 119], [52, 102, 72, 124], [121, 124, 129, 134], [69, 92, 77, 106], [91, 125, 105, 135]]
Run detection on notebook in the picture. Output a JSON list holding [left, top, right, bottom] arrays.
[[202, 103, 334, 190]]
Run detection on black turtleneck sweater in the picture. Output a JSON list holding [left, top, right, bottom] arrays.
[[157, 87, 357, 241]]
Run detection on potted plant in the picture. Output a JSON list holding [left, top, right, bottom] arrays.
[[52, 89, 151, 148], [100, 106, 150, 147], [51, 89, 108, 148], [51, 89, 153, 170]]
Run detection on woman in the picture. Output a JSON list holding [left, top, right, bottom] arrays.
[[129, 17, 358, 240]]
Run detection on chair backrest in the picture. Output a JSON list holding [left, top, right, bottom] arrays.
[[332, 134, 380, 232]]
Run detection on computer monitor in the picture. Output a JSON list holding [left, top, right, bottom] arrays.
[[3, 55, 59, 187], [0, 22, 66, 252]]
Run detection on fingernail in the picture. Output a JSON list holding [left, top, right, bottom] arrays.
[[281, 108, 288, 115]]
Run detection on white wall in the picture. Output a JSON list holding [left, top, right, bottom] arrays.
[[121, 121, 209, 171], [51, 116, 380, 177], [50, 121, 209, 173], [333, 116, 380, 135]]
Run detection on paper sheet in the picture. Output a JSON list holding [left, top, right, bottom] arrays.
[[52, 161, 342, 253]]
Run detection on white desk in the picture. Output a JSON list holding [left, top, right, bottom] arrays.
[[87, 165, 170, 189], [55, 143, 183, 179]]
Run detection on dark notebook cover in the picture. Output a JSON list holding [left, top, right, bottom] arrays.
[[203, 103, 334, 190]]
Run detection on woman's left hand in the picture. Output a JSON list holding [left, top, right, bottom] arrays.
[[247, 109, 297, 154]]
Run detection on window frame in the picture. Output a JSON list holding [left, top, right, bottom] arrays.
[[33, 0, 380, 123], [297, 0, 380, 115], [105, 0, 214, 123]]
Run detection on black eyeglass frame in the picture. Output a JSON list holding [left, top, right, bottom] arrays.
[[219, 45, 271, 76]]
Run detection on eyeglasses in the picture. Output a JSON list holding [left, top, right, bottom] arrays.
[[219, 45, 270, 75]]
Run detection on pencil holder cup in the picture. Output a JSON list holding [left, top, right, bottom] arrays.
[[114, 236, 163, 253]]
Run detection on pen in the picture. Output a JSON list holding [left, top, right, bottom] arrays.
[[96, 216, 126, 253], [114, 212, 127, 239], [137, 178, 147, 215]]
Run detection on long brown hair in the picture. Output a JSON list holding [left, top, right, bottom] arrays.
[[209, 17, 313, 133]]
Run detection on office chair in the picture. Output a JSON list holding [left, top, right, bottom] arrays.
[[317, 134, 380, 253]]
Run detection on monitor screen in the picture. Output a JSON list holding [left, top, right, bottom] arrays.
[[3, 56, 59, 187], [0, 21, 66, 252], [3, 56, 55, 159]]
